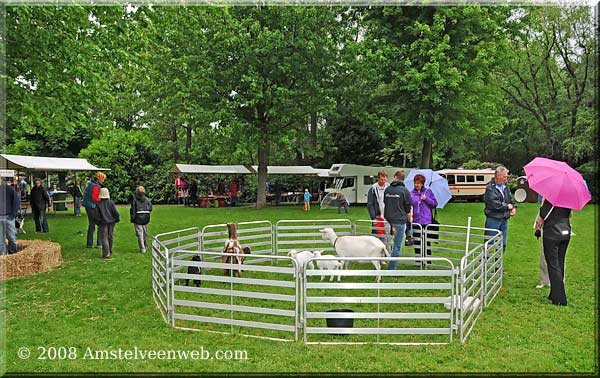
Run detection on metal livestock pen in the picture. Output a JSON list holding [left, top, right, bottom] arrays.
[[151, 218, 503, 344]]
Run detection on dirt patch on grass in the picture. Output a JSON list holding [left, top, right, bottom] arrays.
[[0, 240, 62, 280]]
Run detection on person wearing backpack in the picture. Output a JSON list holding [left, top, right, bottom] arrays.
[[82, 172, 106, 248], [130, 186, 152, 253], [96, 187, 120, 259]]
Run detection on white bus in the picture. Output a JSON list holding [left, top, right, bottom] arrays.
[[436, 169, 495, 200], [325, 164, 412, 204]]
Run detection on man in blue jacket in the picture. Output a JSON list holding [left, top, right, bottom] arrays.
[[0, 177, 21, 254], [383, 170, 413, 270], [483, 166, 517, 253]]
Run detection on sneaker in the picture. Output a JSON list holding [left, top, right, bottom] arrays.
[[140, 249, 146, 254], [95, 245, 102, 249], [536, 283, 549, 289]]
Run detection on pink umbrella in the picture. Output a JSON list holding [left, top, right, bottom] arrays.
[[523, 157, 591, 210]]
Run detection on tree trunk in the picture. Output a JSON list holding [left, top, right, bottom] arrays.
[[171, 125, 179, 162], [256, 140, 270, 209], [420, 138, 433, 169], [310, 113, 318, 149], [185, 125, 192, 161]]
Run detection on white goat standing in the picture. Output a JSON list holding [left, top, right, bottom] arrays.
[[287, 249, 316, 273], [319, 227, 390, 282], [311, 250, 343, 282]]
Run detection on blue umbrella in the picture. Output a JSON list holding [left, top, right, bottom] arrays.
[[405, 169, 452, 208]]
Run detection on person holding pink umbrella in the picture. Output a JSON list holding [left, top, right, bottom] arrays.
[[524, 157, 590, 306], [535, 199, 571, 306]]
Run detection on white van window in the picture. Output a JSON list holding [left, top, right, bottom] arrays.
[[476, 175, 485, 181], [364, 176, 374, 185], [447, 175, 455, 185], [466, 176, 475, 183], [457, 175, 466, 183], [342, 178, 355, 188]]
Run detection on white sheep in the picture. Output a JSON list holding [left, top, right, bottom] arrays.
[[311, 250, 343, 282], [319, 228, 390, 282], [287, 249, 316, 273], [444, 295, 481, 311]]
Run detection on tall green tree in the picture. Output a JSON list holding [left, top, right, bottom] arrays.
[[363, 6, 508, 169], [208, 6, 341, 208], [497, 6, 596, 166]]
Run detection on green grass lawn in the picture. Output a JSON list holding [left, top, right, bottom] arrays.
[[2, 202, 597, 373]]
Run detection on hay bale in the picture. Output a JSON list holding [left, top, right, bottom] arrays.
[[0, 240, 62, 280]]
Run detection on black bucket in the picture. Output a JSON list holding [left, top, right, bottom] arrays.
[[325, 309, 354, 335]]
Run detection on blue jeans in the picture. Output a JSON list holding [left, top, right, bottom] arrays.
[[485, 217, 508, 252], [388, 223, 406, 270], [0, 216, 18, 254], [74, 197, 82, 216], [32, 207, 48, 232], [85, 206, 102, 247]]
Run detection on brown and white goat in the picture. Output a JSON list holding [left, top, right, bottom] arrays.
[[222, 223, 251, 277]]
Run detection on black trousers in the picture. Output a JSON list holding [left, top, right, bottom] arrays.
[[543, 237, 570, 306]]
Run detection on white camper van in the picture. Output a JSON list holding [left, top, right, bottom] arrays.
[[325, 164, 411, 204]]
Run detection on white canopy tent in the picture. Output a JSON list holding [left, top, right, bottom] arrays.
[[313, 168, 331, 178], [172, 164, 253, 175], [1, 154, 104, 171], [0, 154, 107, 188], [250, 165, 319, 175]]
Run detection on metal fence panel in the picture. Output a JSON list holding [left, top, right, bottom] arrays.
[[151, 238, 170, 324], [303, 256, 455, 345], [170, 250, 299, 342], [483, 231, 504, 307], [201, 221, 273, 264]]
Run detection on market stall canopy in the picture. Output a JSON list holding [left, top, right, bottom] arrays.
[[172, 164, 253, 175], [313, 169, 331, 177], [250, 165, 319, 175], [0, 154, 107, 171]]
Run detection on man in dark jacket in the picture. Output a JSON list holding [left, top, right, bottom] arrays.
[[483, 166, 517, 253], [367, 170, 389, 219], [0, 177, 21, 254], [130, 186, 152, 253], [29, 178, 50, 233], [383, 170, 413, 270]]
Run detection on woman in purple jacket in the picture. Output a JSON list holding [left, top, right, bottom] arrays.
[[410, 174, 438, 261]]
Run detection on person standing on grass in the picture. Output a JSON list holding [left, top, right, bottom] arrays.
[[337, 192, 349, 214], [483, 166, 516, 253], [410, 174, 438, 260], [96, 188, 120, 259], [303, 188, 311, 211], [229, 178, 239, 207], [536, 198, 572, 306], [383, 170, 412, 270], [130, 186, 152, 254], [83, 172, 106, 248], [29, 178, 50, 233], [69, 179, 84, 216], [19, 176, 28, 200], [0, 176, 20, 255], [367, 170, 389, 220]]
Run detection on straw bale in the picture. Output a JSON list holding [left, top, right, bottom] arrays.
[[0, 240, 62, 280]]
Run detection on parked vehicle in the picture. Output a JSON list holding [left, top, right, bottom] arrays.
[[436, 169, 495, 200], [325, 164, 412, 204]]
